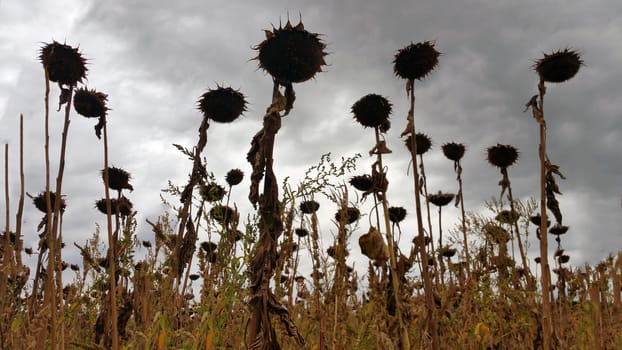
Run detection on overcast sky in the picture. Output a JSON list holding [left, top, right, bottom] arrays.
[[1, 0, 621, 282]]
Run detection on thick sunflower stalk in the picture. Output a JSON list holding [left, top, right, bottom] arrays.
[[246, 19, 326, 349], [526, 48, 583, 350], [393, 41, 440, 350]]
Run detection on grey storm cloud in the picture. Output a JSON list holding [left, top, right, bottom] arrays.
[[1, 0, 621, 276]]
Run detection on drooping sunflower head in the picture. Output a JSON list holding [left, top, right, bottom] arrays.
[[299, 200, 320, 214], [351, 94, 392, 128], [428, 191, 454, 207], [102, 166, 133, 192], [198, 86, 247, 123], [335, 207, 360, 224], [404, 133, 432, 155], [393, 41, 440, 81], [534, 49, 583, 83], [33, 191, 66, 213], [349, 175, 373, 192], [388, 206, 407, 224], [39, 41, 87, 86], [441, 142, 466, 162], [486, 144, 519, 169], [255, 20, 327, 84], [73, 87, 108, 118]]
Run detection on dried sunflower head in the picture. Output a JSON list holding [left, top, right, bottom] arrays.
[[198, 86, 247, 123], [549, 224, 569, 236], [33, 191, 66, 213], [349, 175, 373, 192], [529, 214, 550, 228], [335, 207, 360, 224], [39, 41, 87, 86], [201, 183, 227, 202], [103, 167, 133, 192], [440, 247, 457, 259], [351, 94, 392, 128], [200, 241, 218, 253], [441, 142, 465, 162], [483, 223, 510, 244], [225, 168, 244, 186], [428, 191, 454, 207], [295, 228, 309, 238], [209, 205, 237, 226], [495, 210, 520, 224], [404, 133, 432, 155], [388, 206, 407, 224], [534, 49, 583, 83], [95, 197, 133, 216], [255, 20, 327, 84], [487, 144, 519, 168], [299, 200, 320, 214], [393, 41, 440, 81], [73, 88, 108, 118]]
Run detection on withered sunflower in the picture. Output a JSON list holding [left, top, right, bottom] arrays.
[[102, 166, 133, 192], [351, 94, 392, 128], [198, 86, 247, 123], [388, 206, 407, 224], [349, 175, 373, 192], [33, 191, 66, 213], [95, 197, 133, 216], [404, 132, 432, 155], [225, 168, 244, 186], [428, 191, 454, 207], [534, 49, 583, 83], [299, 200, 320, 214], [393, 41, 440, 81], [255, 20, 327, 84], [39, 41, 87, 86], [201, 183, 227, 202], [335, 207, 360, 224], [549, 224, 569, 236], [441, 142, 465, 162], [73, 88, 108, 118], [487, 144, 519, 168]]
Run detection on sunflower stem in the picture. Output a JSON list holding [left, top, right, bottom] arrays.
[[538, 78, 553, 350], [101, 115, 120, 350], [406, 82, 438, 350]]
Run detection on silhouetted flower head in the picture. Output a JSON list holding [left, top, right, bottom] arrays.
[[299, 200, 320, 214], [388, 206, 407, 223], [201, 183, 227, 202], [39, 41, 87, 86], [487, 144, 519, 168], [393, 41, 440, 80], [428, 191, 454, 207], [95, 197, 133, 216], [103, 166, 133, 192], [534, 49, 583, 83], [225, 169, 244, 186], [198, 86, 247, 123], [405, 133, 432, 155], [33, 191, 66, 213], [255, 20, 327, 84], [73, 88, 108, 118], [351, 94, 392, 128], [441, 142, 465, 162], [349, 175, 373, 192], [335, 207, 360, 224]]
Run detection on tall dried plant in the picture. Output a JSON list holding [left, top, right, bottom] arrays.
[[525, 48, 583, 350]]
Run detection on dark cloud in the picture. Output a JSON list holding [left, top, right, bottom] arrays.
[[1, 0, 620, 277]]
